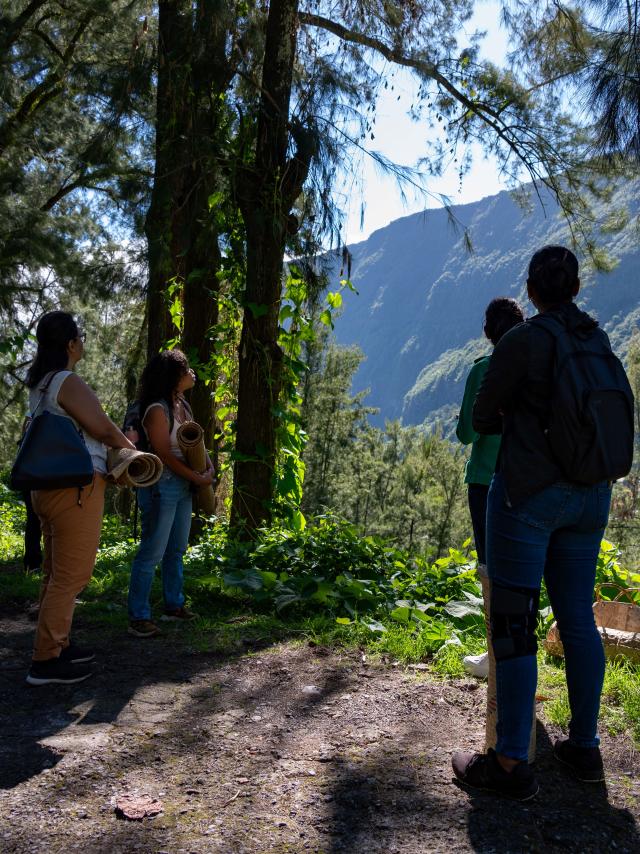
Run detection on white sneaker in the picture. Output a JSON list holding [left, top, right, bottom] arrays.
[[463, 651, 490, 679]]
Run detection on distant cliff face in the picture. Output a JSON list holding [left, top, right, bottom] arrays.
[[331, 184, 640, 427]]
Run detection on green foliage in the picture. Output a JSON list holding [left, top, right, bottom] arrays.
[[192, 516, 482, 654], [0, 483, 25, 562], [273, 271, 356, 531], [1, 478, 639, 743], [594, 540, 640, 604], [302, 339, 470, 556]]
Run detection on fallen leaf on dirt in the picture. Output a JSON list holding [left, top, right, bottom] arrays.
[[235, 777, 250, 784], [115, 793, 163, 821], [535, 694, 552, 702]]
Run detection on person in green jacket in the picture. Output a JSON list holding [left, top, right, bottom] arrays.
[[457, 297, 524, 677]]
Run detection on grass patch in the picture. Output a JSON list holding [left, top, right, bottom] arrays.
[[601, 660, 640, 742], [1, 495, 639, 747]]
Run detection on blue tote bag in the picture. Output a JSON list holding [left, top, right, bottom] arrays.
[[10, 372, 94, 491]]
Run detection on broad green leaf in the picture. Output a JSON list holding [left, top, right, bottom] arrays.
[[223, 568, 264, 592], [291, 510, 306, 532], [444, 600, 483, 618], [390, 606, 411, 623], [363, 620, 387, 633], [246, 302, 269, 318]]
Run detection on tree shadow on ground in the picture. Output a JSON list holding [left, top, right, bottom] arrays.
[[1, 605, 639, 853], [0, 607, 306, 792]]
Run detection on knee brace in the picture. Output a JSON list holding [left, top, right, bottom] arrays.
[[490, 581, 540, 661]]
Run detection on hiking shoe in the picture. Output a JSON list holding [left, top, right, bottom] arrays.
[[160, 606, 197, 622], [463, 652, 489, 679], [26, 658, 93, 686], [452, 748, 539, 801], [128, 619, 161, 637], [59, 643, 95, 664], [553, 738, 605, 782]]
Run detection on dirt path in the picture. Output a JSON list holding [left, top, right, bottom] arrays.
[[1, 613, 639, 853]]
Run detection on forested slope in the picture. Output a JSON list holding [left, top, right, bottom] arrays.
[[332, 182, 640, 426]]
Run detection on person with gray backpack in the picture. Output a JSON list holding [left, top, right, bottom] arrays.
[[452, 245, 634, 800]]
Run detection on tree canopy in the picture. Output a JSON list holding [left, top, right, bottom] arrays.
[[1, 1, 633, 530]]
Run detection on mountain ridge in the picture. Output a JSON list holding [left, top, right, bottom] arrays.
[[331, 183, 640, 427]]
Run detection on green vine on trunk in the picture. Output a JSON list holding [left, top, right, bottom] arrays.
[[273, 268, 354, 531]]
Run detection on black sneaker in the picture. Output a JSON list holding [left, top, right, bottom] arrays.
[[553, 738, 605, 782], [452, 748, 539, 801], [26, 658, 93, 686], [59, 643, 95, 664]]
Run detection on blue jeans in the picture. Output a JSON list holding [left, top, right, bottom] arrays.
[[486, 472, 611, 761], [128, 471, 193, 620]]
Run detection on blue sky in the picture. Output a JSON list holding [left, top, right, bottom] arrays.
[[342, 1, 510, 243]]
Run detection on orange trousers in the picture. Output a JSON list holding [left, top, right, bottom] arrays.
[[31, 475, 106, 661]]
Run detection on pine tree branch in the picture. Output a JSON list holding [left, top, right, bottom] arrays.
[[0, 0, 49, 53], [297, 11, 563, 188], [31, 24, 64, 60], [0, 8, 95, 156]]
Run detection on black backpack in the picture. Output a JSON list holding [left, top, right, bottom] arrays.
[[122, 400, 149, 452], [532, 313, 634, 484], [122, 397, 192, 453]]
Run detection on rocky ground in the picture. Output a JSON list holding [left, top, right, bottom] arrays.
[[1, 612, 639, 853]]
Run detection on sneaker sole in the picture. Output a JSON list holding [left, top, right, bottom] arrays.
[[553, 751, 605, 783], [454, 774, 539, 801], [127, 626, 160, 637], [26, 671, 93, 686]]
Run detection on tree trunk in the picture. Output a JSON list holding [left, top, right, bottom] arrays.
[[145, 1, 231, 501], [231, 0, 313, 534], [144, 0, 192, 358], [180, 1, 230, 470]]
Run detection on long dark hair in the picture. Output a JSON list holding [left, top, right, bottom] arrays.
[[528, 245, 579, 304], [484, 297, 524, 346], [139, 349, 190, 420], [26, 311, 79, 389]]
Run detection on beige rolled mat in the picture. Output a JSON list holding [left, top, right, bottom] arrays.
[[106, 448, 163, 488], [176, 420, 215, 516], [480, 570, 536, 764]]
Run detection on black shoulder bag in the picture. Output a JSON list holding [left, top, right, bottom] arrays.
[[10, 372, 94, 491]]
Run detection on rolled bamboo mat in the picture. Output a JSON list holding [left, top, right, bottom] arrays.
[[106, 448, 163, 488], [480, 571, 536, 764], [176, 420, 215, 516]]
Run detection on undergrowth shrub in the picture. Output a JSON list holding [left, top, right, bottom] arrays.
[[0, 484, 25, 562]]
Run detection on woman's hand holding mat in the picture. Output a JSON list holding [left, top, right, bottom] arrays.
[[176, 421, 216, 516]]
